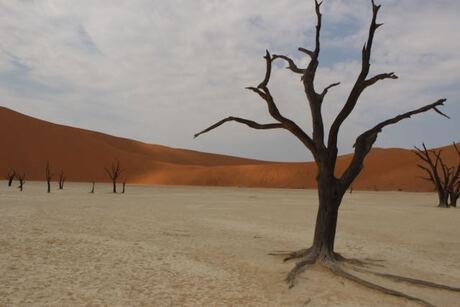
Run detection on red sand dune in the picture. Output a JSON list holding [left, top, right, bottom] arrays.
[[0, 106, 457, 192]]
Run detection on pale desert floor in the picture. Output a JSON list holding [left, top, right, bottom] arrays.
[[0, 182, 459, 307]]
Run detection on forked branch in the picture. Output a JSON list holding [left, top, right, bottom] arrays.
[[196, 50, 317, 155], [328, 0, 390, 152], [341, 99, 447, 188]]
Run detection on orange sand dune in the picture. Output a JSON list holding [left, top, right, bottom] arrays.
[[0, 106, 457, 191]]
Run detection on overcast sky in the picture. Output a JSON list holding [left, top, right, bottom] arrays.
[[0, 0, 458, 161]]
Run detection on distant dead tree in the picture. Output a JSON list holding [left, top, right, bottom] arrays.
[[122, 180, 127, 194], [415, 143, 460, 208], [17, 173, 25, 191], [6, 170, 16, 187], [45, 161, 54, 193], [414, 144, 449, 207], [194, 0, 453, 302], [448, 143, 460, 207], [90, 181, 95, 194], [58, 171, 66, 190], [105, 160, 121, 193]]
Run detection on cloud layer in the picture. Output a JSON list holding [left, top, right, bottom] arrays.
[[0, 0, 458, 161]]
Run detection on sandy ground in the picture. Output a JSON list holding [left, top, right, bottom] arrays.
[[0, 182, 459, 307]]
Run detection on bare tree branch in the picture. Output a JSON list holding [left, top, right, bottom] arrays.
[[454, 142, 460, 156], [340, 99, 447, 188], [272, 54, 306, 74], [320, 82, 341, 101], [298, 47, 314, 58], [328, 0, 384, 153], [194, 117, 283, 139], [364, 72, 398, 87]]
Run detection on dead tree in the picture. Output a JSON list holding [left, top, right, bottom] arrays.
[[105, 160, 121, 193], [45, 161, 54, 193], [414, 144, 449, 208], [195, 1, 456, 303], [90, 181, 95, 194], [6, 170, 16, 187], [122, 180, 127, 194], [58, 171, 66, 190], [415, 143, 460, 208], [448, 143, 460, 207], [17, 173, 25, 191]]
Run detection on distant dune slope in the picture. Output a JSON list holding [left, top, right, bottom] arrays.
[[0, 106, 457, 191]]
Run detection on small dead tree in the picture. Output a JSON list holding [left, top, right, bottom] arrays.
[[448, 143, 460, 207], [17, 173, 25, 191], [90, 181, 95, 194], [58, 171, 66, 190], [45, 161, 54, 193], [105, 160, 121, 193], [122, 180, 127, 194], [194, 0, 456, 303], [6, 170, 16, 187]]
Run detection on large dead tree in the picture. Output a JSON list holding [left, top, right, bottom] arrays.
[[17, 173, 25, 191], [105, 160, 121, 193], [58, 171, 66, 190], [6, 170, 16, 187], [45, 161, 54, 193], [195, 0, 457, 304]]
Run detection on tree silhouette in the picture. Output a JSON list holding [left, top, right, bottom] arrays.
[[45, 161, 54, 193], [6, 170, 15, 187], [448, 143, 460, 207], [58, 171, 66, 190], [415, 143, 460, 208], [414, 144, 449, 207], [17, 173, 25, 191], [195, 0, 455, 303], [105, 160, 121, 193], [122, 180, 127, 194], [90, 181, 95, 194]]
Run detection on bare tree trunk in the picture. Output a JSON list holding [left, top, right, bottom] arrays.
[[122, 182, 126, 194], [58, 171, 65, 190], [45, 161, 53, 193], [113, 181, 117, 193], [311, 175, 344, 260], [7, 171, 15, 187], [450, 192, 458, 208], [90, 182, 95, 193], [438, 190, 449, 208], [17, 174, 25, 191]]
